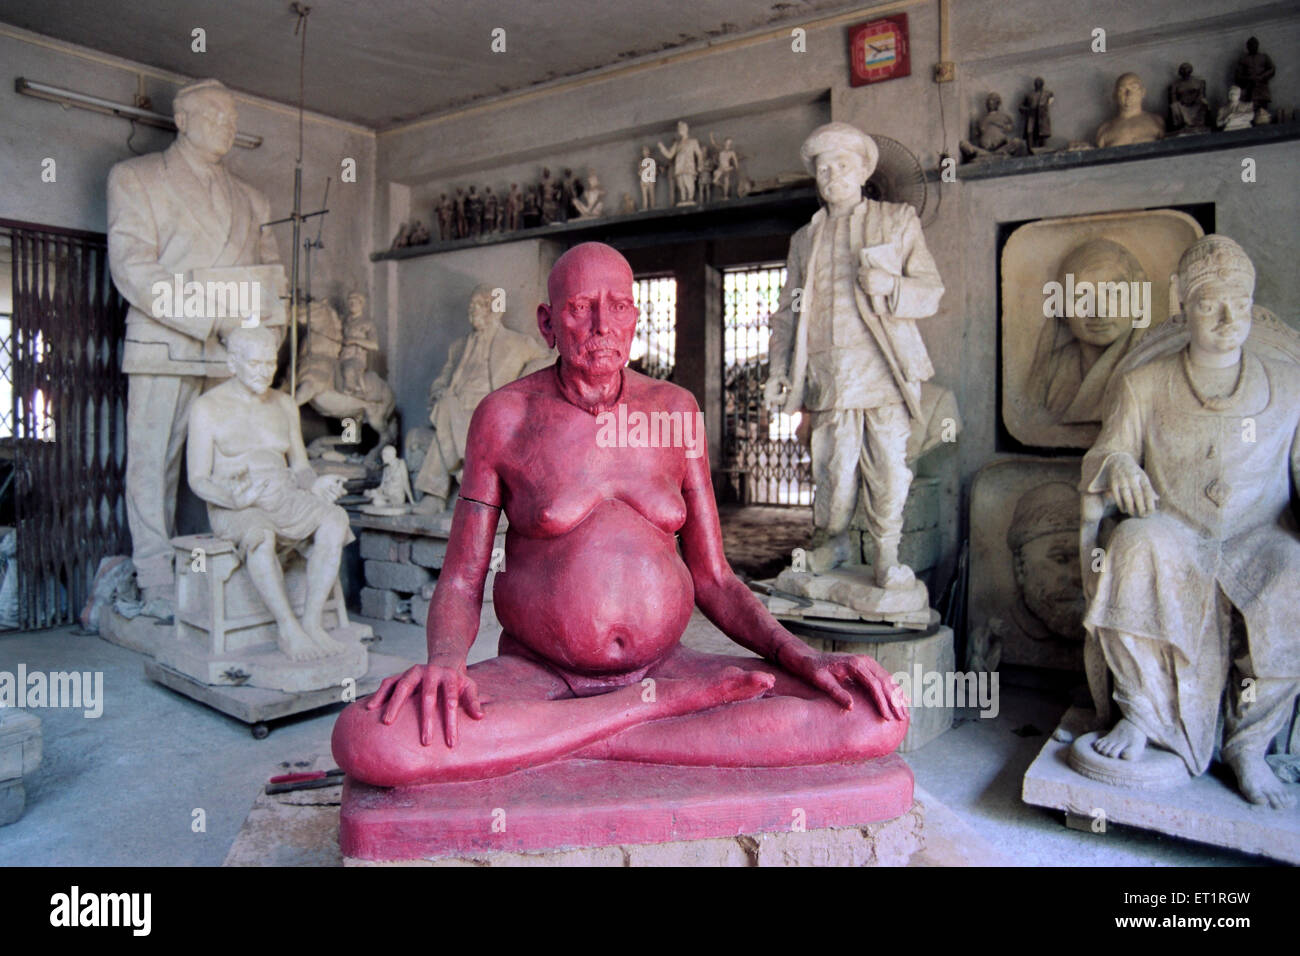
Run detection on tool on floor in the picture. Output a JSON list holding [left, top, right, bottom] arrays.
[[266, 768, 345, 794]]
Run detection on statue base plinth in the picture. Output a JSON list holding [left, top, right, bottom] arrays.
[[768, 567, 931, 629], [1023, 706, 1300, 864], [156, 624, 371, 693], [1066, 731, 1191, 790], [340, 755, 915, 863]]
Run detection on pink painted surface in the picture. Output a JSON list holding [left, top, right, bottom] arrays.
[[340, 754, 914, 861]]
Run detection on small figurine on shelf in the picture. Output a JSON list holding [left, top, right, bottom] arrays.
[[1217, 85, 1255, 131], [454, 187, 467, 239], [658, 121, 706, 205], [390, 221, 412, 249], [465, 186, 484, 239], [435, 193, 455, 241], [1233, 37, 1275, 113], [696, 142, 715, 204], [638, 145, 658, 210], [562, 168, 584, 221], [1167, 63, 1210, 134], [571, 171, 605, 219], [712, 136, 740, 199], [1095, 73, 1165, 148], [959, 93, 1028, 161], [406, 220, 431, 246], [521, 186, 541, 229], [1019, 77, 1054, 150], [539, 167, 561, 224], [483, 187, 499, 235], [505, 183, 523, 231], [620, 193, 636, 215]]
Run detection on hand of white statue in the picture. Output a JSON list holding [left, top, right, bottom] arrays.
[[1105, 455, 1158, 517], [230, 475, 267, 510], [858, 266, 896, 299], [311, 474, 347, 503], [763, 375, 789, 408]]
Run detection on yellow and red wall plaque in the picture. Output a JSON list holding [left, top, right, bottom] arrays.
[[848, 14, 911, 86]]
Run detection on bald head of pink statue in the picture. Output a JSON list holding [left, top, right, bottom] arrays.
[[538, 242, 638, 380], [331, 240, 908, 789]]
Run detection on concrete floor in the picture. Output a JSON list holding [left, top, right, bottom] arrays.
[[2, 608, 1281, 866]]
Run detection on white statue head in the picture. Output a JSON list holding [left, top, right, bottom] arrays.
[[1055, 239, 1147, 348], [1007, 481, 1084, 638], [174, 79, 238, 162], [468, 284, 498, 331], [801, 122, 879, 207], [1179, 235, 1255, 360], [226, 325, 279, 395]]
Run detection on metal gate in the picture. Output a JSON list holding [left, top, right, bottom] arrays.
[[722, 264, 812, 505], [4, 220, 129, 629]]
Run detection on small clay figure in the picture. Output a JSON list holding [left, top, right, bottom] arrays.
[[464, 186, 484, 239], [521, 186, 541, 229], [658, 121, 706, 205], [454, 187, 467, 239], [712, 136, 740, 199], [1019, 77, 1054, 149], [1167, 63, 1210, 134], [539, 168, 561, 224], [571, 171, 605, 219], [696, 142, 715, 204], [1218, 85, 1255, 131], [505, 183, 523, 231], [1095, 73, 1165, 148], [435, 193, 455, 241], [407, 220, 431, 245], [1233, 36, 1275, 111], [390, 221, 412, 249], [959, 93, 1028, 161], [638, 145, 658, 210], [483, 187, 499, 235], [620, 193, 636, 215]]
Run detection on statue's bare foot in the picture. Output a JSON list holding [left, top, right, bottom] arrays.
[[875, 564, 916, 590], [277, 622, 326, 661], [807, 535, 851, 574], [1092, 717, 1147, 760], [1227, 752, 1296, 810], [658, 667, 775, 716], [304, 621, 347, 658]]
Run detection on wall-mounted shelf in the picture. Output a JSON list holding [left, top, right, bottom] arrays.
[[370, 186, 820, 262], [932, 123, 1300, 182]]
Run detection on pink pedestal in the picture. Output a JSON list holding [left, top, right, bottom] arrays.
[[340, 755, 914, 861]]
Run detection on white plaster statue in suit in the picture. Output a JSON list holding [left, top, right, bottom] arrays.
[[413, 286, 554, 512], [107, 79, 282, 615], [765, 123, 944, 588]]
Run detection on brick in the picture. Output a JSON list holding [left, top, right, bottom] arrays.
[[410, 595, 431, 628], [364, 561, 431, 594], [0, 778, 25, 826], [410, 538, 447, 569], [360, 587, 398, 621], [360, 531, 410, 563]]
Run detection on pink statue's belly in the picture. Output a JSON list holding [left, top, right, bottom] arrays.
[[493, 499, 695, 676]]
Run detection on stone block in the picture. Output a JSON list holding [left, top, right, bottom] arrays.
[[0, 709, 42, 782], [0, 778, 25, 827], [360, 531, 410, 563], [364, 560, 430, 594], [410, 538, 447, 569], [360, 587, 399, 621], [409, 594, 431, 628]]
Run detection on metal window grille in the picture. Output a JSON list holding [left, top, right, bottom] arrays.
[[5, 222, 129, 629], [631, 276, 676, 380], [723, 264, 812, 505]]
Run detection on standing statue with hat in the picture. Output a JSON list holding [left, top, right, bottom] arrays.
[[765, 122, 944, 589]]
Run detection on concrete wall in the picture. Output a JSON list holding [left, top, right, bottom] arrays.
[[371, 0, 1300, 603], [0, 25, 377, 348]]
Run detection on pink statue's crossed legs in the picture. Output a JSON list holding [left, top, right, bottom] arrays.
[[332, 646, 908, 788]]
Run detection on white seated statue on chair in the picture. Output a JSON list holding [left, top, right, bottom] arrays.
[[1079, 234, 1300, 809], [186, 325, 355, 662]]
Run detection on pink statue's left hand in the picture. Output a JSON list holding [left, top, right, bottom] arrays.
[[783, 646, 908, 721]]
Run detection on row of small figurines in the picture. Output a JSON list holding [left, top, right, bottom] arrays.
[[389, 123, 745, 249], [960, 36, 1281, 162]]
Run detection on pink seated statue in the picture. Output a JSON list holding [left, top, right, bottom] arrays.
[[332, 242, 907, 787]]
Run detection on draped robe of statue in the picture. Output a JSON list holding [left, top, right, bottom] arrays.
[[1029, 315, 1135, 425], [414, 322, 553, 503], [1081, 331, 1300, 775]]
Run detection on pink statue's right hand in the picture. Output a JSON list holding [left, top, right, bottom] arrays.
[[365, 658, 485, 748]]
